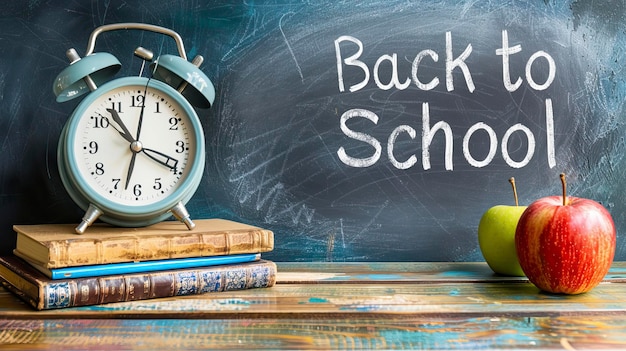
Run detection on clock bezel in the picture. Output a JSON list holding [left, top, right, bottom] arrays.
[[57, 76, 205, 227]]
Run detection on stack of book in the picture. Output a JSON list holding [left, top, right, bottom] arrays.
[[0, 219, 276, 310]]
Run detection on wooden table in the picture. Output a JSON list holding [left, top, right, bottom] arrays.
[[2, 262, 626, 350]]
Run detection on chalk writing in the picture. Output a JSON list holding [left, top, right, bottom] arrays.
[[335, 30, 557, 170], [335, 31, 474, 93]]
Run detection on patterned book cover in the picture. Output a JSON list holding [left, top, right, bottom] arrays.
[[0, 255, 277, 310], [13, 219, 274, 268]]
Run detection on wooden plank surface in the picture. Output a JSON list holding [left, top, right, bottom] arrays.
[[3, 262, 626, 318], [277, 261, 626, 283], [2, 262, 626, 350], [1, 316, 626, 350], [3, 281, 626, 319]]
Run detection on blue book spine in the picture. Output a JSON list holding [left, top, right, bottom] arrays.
[[49, 253, 261, 279]]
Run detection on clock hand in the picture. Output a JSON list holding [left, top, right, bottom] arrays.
[[120, 80, 148, 191], [125, 152, 137, 190], [107, 108, 140, 190], [106, 109, 134, 143], [142, 148, 179, 171], [135, 81, 149, 141], [124, 140, 144, 191]]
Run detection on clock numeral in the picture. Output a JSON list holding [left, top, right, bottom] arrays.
[[110, 101, 122, 113], [153, 178, 162, 190], [155, 101, 161, 113], [112, 178, 121, 190], [93, 116, 110, 128], [94, 162, 105, 176], [169, 117, 179, 130], [88, 141, 98, 154], [133, 184, 142, 197], [131, 95, 145, 108], [175, 140, 185, 153]]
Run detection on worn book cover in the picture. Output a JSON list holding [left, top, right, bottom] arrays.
[[13, 219, 274, 268], [0, 255, 277, 310]]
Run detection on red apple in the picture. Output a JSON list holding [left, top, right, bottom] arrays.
[[515, 174, 616, 294]]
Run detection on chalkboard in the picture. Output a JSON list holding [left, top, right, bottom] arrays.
[[1, 1, 625, 261]]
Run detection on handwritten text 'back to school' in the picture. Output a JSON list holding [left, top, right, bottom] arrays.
[[335, 30, 556, 170]]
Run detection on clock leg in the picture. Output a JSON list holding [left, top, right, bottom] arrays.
[[170, 202, 195, 230], [76, 204, 103, 234]]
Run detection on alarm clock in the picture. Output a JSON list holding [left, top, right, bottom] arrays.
[[52, 23, 215, 234]]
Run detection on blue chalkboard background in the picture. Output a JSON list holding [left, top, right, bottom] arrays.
[[1, 1, 625, 261]]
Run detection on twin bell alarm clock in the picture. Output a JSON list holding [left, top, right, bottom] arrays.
[[52, 23, 215, 234]]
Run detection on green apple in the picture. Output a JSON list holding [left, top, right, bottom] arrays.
[[478, 205, 526, 276], [477, 177, 526, 276]]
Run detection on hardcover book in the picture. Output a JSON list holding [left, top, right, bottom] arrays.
[[13, 219, 274, 269], [13, 251, 261, 279], [0, 255, 277, 310]]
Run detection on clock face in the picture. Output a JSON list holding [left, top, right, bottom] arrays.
[[69, 81, 198, 207]]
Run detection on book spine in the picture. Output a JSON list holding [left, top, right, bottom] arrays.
[[47, 229, 274, 268], [41, 261, 277, 309], [1, 280, 43, 310]]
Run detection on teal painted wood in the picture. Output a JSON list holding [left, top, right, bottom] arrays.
[[276, 261, 626, 283], [2, 262, 626, 350], [1, 316, 625, 350], [2, 262, 626, 318]]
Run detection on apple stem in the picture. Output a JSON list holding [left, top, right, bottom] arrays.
[[509, 177, 519, 207], [560, 173, 567, 206]]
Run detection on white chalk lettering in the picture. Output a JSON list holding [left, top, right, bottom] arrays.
[[526, 51, 556, 91], [338, 103, 555, 170], [335, 36, 369, 92], [335, 33, 474, 93], [335, 30, 559, 171], [422, 102, 454, 170], [463, 122, 498, 168], [496, 30, 523, 92], [337, 109, 382, 167], [388, 125, 417, 169], [496, 30, 556, 92], [546, 98, 556, 168], [412, 49, 440, 90], [374, 54, 411, 90], [501, 124, 535, 168], [445, 31, 475, 92]]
